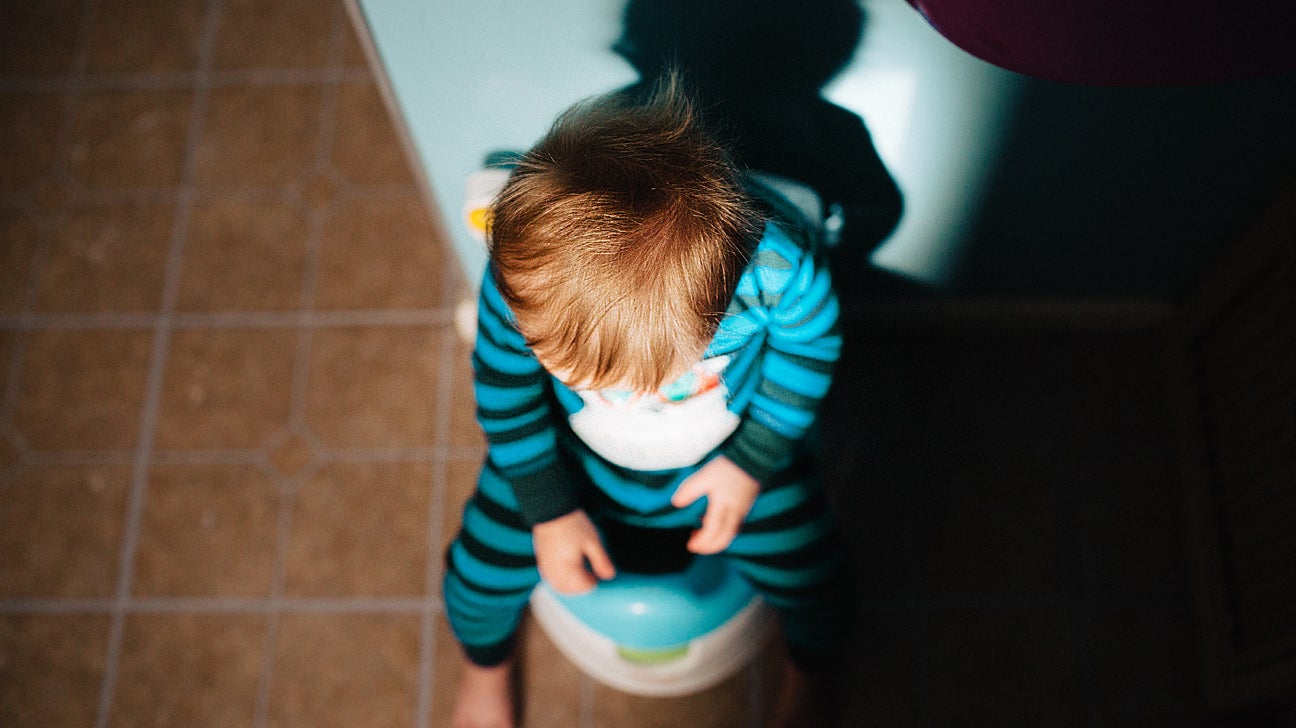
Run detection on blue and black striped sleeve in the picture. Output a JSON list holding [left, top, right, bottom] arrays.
[[472, 268, 579, 527], [721, 231, 842, 483]]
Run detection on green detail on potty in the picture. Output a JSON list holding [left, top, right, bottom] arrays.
[[616, 643, 691, 665]]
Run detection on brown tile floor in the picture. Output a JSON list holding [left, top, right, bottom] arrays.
[[1, 1, 778, 726]]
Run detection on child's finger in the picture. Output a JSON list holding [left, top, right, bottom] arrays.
[[584, 539, 617, 581], [688, 504, 739, 554], [670, 477, 706, 508]]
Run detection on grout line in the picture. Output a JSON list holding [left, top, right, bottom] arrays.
[[0, 307, 455, 333], [92, 0, 224, 724], [0, 596, 438, 615], [0, 66, 374, 94], [250, 479, 297, 728], [0, 177, 419, 211], [6, 591, 1158, 618], [0, 598, 116, 614], [0, 178, 419, 209], [178, 308, 453, 329], [11, 450, 137, 466], [9, 445, 459, 468]]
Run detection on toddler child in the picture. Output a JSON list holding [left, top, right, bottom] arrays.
[[445, 75, 845, 728]]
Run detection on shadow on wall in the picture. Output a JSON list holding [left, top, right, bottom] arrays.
[[612, 0, 924, 298], [955, 70, 1296, 298]]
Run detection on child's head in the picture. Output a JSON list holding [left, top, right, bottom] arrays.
[[489, 76, 761, 393]]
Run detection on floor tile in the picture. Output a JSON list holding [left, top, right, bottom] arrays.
[[314, 196, 446, 310], [749, 638, 790, 727], [329, 80, 415, 186], [194, 85, 322, 188], [0, 92, 63, 197], [0, 331, 16, 460], [0, 209, 41, 314], [305, 326, 443, 449], [178, 196, 309, 312], [111, 613, 265, 728], [0, 614, 110, 728], [82, 0, 205, 74], [66, 89, 194, 190], [519, 616, 585, 728], [14, 328, 153, 451], [0, 464, 129, 598], [0, 0, 82, 76], [32, 177, 75, 213], [213, 0, 337, 71], [155, 328, 295, 450], [0, 432, 18, 480], [133, 463, 280, 597], [293, 170, 343, 214], [340, 12, 371, 68], [34, 199, 173, 313], [284, 459, 431, 597], [429, 614, 463, 728], [266, 613, 420, 728]]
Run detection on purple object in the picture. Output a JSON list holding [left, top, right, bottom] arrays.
[[906, 0, 1296, 86]]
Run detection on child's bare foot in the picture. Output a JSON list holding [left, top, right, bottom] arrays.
[[766, 661, 836, 728], [451, 660, 515, 728]]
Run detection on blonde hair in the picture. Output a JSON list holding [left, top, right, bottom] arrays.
[[488, 75, 761, 392]]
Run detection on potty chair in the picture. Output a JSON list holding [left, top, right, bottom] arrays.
[[528, 523, 775, 697]]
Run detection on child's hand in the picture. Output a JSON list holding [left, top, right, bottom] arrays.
[[532, 509, 616, 595], [671, 456, 759, 555]]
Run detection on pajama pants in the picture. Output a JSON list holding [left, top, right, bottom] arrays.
[[442, 448, 845, 669]]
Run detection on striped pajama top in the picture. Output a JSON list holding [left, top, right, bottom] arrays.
[[472, 212, 842, 529]]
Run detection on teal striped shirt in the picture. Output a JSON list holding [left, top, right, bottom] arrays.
[[472, 217, 841, 527]]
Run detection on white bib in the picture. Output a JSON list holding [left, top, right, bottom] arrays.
[[568, 356, 739, 471]]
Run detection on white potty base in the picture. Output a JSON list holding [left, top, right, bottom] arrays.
[[529, 586, 775, 697]]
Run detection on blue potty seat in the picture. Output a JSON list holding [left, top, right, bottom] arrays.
[[529, 553, 775, 697]]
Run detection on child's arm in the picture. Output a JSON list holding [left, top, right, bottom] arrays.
[[676, 225, 841, 553], [474, 270, 617, 593], [473, 270, 582, 527], [722, 226, 841, 484], [474, 271, 617, 592]]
